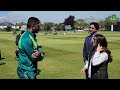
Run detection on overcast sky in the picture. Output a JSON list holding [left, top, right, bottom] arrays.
[[0, 11, 120, 24]]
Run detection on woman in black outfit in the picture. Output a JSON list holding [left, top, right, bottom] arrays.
[[81, 34, 112, 79]]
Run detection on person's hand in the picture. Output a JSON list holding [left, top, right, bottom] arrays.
[[96, 43, 103, 52], [81, 66, 86, 75], [32, 50, 40, 59]]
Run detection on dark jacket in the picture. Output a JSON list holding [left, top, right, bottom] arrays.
[[91, 60, 109, 79], [83, 35, 94, 63]]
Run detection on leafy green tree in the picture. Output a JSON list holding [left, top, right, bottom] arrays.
[[75, 19, 89, 29], [104, 14, 119, 31], [56, 23, 64, 31], [105, 14, 119, 26], [43, 22, 53, 31], [64, 15, 75, 29], [98, 19, 105, 28]]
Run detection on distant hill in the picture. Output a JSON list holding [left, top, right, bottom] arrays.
[[0, 22, 15, 26]]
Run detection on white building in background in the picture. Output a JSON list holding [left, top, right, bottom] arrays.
[[11, 26, 20, 29], [0, 25, 20, 29], [111, 25, 113, 31], [0, 26, 7, 29]]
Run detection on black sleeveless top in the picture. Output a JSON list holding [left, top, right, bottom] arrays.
[[87, 47, 109, 79], [91, 60, 109, 79]]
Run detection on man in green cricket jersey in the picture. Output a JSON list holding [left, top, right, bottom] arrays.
[[17, 17, 44, 79]]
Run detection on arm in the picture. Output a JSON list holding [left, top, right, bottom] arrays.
[[83, 37, 87, 64], [37, 47, 44, 61], [81, 61, 88, 75], [21, 39, 36, 62], [31, 46, 44, 61], [92, 52, 108, 66], [84, 61, 88, 69]]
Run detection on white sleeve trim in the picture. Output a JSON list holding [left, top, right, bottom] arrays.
[[84, 61, 88, 69], [92, 52, 108, 66]]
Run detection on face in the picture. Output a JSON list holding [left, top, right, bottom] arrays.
[[92, 37, 97, 46], [32, 24, 40, 33], [89, 25, 97, 34]]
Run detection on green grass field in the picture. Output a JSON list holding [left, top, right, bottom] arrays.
[[0, 31, 120, 79]]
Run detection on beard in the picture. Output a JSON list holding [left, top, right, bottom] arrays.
[[32, 29, 39, 33]]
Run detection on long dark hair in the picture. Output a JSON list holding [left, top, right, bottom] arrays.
[[94, 34, 112, 63]]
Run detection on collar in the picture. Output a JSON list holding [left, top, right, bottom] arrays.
[[89, 32, 97, 37], [26, 29, 36, 38]]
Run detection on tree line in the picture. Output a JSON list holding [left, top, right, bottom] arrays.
[[0, 14, 119, 32]]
